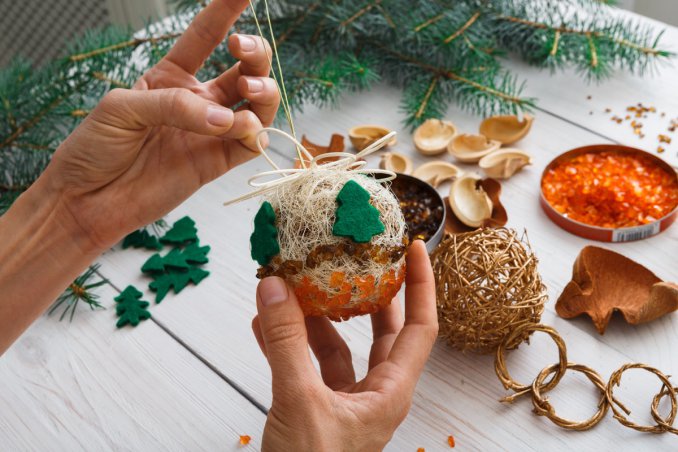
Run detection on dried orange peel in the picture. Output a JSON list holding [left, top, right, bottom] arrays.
[[556, 246, 678, 334]]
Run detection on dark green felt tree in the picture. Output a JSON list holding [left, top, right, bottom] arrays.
[[122, 229, 162, 250], [333, 180, 385, 243], [114, 286, 151, 328], [160, 216, 198, 245], [250, 201, 280, 266]]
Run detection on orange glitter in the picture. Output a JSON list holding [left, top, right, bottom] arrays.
[[239, 435, 251, 445], [542, 151, 678, 228], [448, 435, 456, 447]]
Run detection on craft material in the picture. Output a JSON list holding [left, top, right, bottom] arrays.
[[251, 201, 280, 266], [234, 129, 406, 321], [48, 265, 106, 321], [348, 125, 396, 151], [541, 145, 678, 241], [601, 103, 676, 153], [448, 174, 493, 228], [239, 435, 251, 445], [494, 322, 678, 435], [413, 119, 458, 156], [479, 114, 534, 145], [122, 229, 162, 250], [447, 435, 455, 448], [295, 134, 345, 169], [443, 179, 507, 234], [447, 134, 501, 163], [412, 161, 462, 188], [432, 228, 547, 353], [143, 243, 211, 303], [160, 216, 199, 245], [478, 148, 532, 179], [391, 173, 445, 252], [556, 246, 678, 334], [380, 152, 413, 175], [114, 286, 151, 328]]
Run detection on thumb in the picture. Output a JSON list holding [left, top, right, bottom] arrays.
[[93, 87, 234, 135], [256, 277, 318, 386]]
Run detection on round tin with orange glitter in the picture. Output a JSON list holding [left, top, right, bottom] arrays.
[[540, 144, 678, 242]]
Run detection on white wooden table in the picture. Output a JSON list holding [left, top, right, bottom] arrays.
[[2, 10, 678, 452]]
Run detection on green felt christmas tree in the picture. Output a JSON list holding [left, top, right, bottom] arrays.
[[250, 201, 280, 266], [160, 216, 198, 245], [122, 229, 163, 250], [114, 286, 151, 328], [333, 180, 385, 243]]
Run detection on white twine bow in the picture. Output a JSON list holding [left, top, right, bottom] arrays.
[[223, 127, 397, 206]]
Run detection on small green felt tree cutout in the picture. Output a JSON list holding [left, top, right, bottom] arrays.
[[122, 229, 162, 250], [160, 216, 198, 245], [250, 201, 280, 266], [141, 244, 211, 303], [114, 286, 151, 328], [333, 180, 385, 243]]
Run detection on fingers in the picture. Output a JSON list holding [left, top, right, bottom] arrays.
[[252, 316, 266, 357], [368, 298, 403, 370], [384, 241, 438, 389], [93, 88, 235, 135], [164, 0, 250, 74], [237, 76, 280, 126], [305, 316, 356, 390], [222, 108, 266, 152], [255, 277, 321, 390], [210, 34, 274, 105]]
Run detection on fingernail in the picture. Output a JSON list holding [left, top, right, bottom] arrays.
[[258, 277, 288, 306], [238, 35, 256, 52], [246, 78, 264, 93], [206, 106, 233, 127]]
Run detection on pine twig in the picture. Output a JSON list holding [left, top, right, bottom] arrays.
[[443, 11, 481, 44], [413, 13, 445, 33], [341, 0, 383, 27], [68, 32, 181, 62], [415, 76, 439, 119]]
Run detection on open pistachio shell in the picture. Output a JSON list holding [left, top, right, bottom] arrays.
[[448, 174, 493, 228], [380, 152, 413, 174], [413, 119, 458, 156], [478, 148, 532, 179], [412, 161, 463, 187], [447, 133, 501, 163], [348, 125, 397, 151], [479, 114, 534, 145]]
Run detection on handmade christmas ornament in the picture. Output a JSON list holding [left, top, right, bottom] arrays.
[[431, 228, 547, 353], [556, 246, 678, 334], [114, 286, 151, 328], [227, 129, 407, 321]]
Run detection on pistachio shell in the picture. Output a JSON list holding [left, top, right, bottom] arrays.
[[413, 119, 458, 156], [447, 133, 501, 163], [478, 148, 532, 179], [380, 152, 413, 174], [412, 161, 463, 187], [448, 174, 493, 227], [348, 125, 397, 151], [479, 114, 534, 145]]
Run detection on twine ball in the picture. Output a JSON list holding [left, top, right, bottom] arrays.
[[254, 171, 407, 321], [431, 228, 547, 353]]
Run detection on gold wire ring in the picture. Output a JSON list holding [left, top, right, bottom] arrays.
[[606, 363, 677, 433], [495, 323, 568, 403], [651, 386, 678, 435], [531, 362, 609, 430]]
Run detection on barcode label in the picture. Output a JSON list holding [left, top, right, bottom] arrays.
[[612, 223, 660, 242]]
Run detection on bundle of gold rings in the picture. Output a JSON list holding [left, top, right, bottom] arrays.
[[494, 323, 678, 434]]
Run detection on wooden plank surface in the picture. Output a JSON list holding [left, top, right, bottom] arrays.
[[95, 79, 678, 450], [3, 7, 678, 452], [0, 282, 266, 451]]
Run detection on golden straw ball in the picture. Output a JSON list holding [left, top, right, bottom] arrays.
[[431, 228, 547, 354]]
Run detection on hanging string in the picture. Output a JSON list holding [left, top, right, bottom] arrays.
[[247, 0, 303, 166], [224, 128, 397, 206]]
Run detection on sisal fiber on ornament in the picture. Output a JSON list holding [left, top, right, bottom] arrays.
[[431, 228, 547, 354], [260, 169, 407, 320]]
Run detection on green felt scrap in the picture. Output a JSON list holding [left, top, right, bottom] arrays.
[[162, 248, 190, 269], [114, 285, 151, 328], [122, 229, 162, 250], [250, 201, 280, 266], [141, 254, 165, 273], [182, 242, 211, 264], [333, 180, 385, 243], [160, 216, 198, 245]]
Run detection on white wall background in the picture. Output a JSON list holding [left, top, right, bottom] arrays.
[[617, 0, 678, 26]]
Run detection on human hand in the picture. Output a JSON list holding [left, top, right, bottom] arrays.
[[38, 0, 279, 252], [251, 240, 438, 451]]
